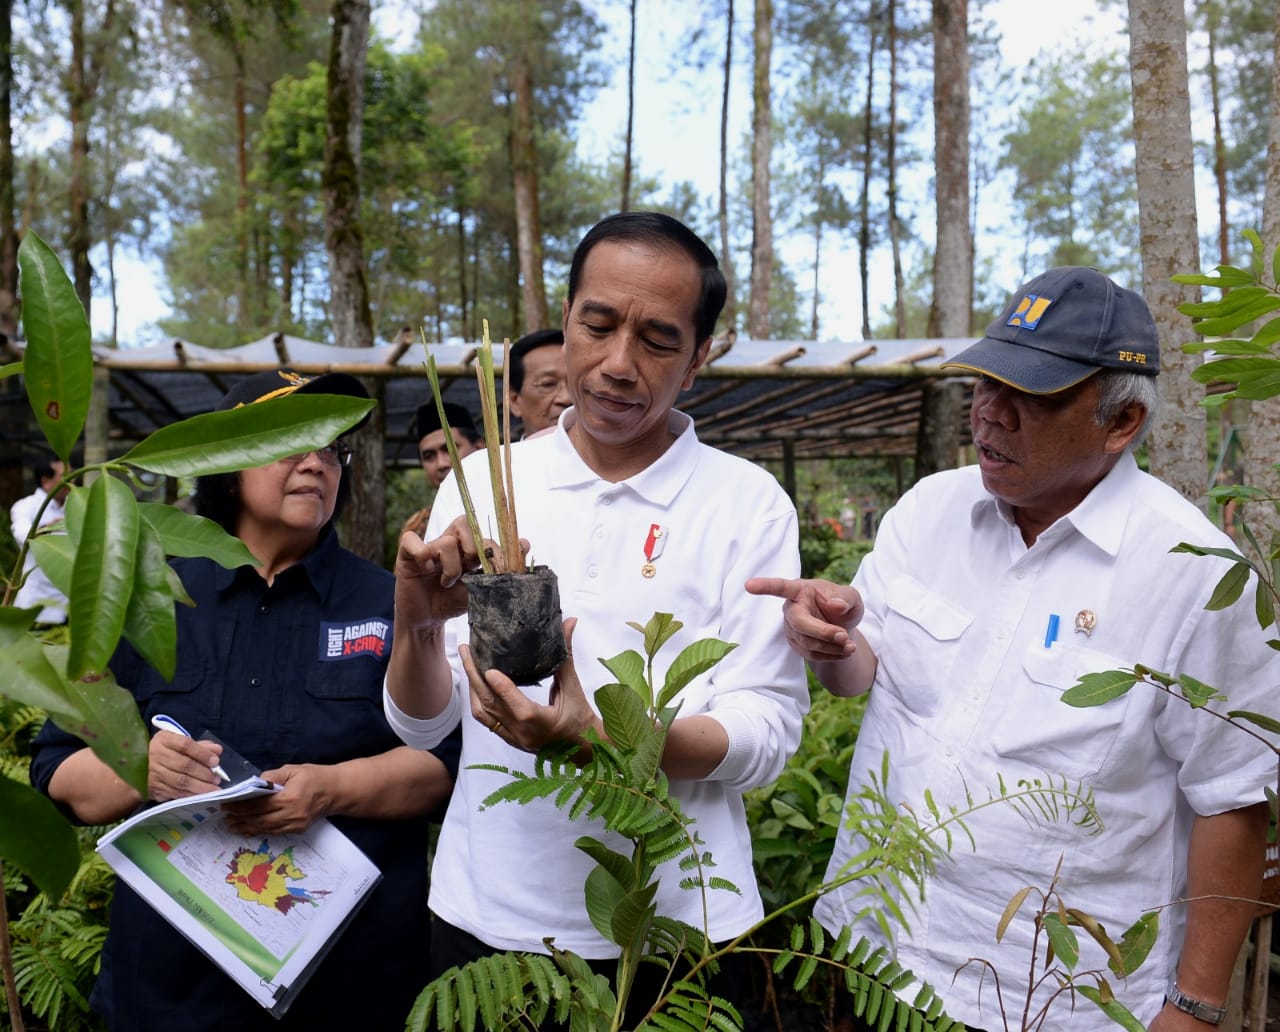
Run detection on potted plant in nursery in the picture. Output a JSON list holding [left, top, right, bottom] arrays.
[[423, 323, 566, 685], [0, 232, 372, 1030]]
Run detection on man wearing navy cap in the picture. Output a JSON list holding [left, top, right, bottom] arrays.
[[750, 267, 1277, 1029]]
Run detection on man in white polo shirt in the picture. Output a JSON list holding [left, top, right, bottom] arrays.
[[385, 211, 808, 1024]]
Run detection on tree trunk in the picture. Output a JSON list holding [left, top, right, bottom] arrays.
[[858, 3, 876, 341], [324, 0, 383, 564], [811, 152, 824, 340], [455, 204, 469, 340], [511, 59, 548, 332], [1243, 0, 1280, 555], [0, 0, 15, 341], [1204, 6, 1229, 266], [917, 0, 971, 480], [68, 0, 93, 317], [1128, 0, 1205, 506], [928, 0, 971, 340], [888, 0, 905, 337], [718, 0, 736, 333], [234, 48, 250, 336], [747, 0, 773, 339], [0, 0, 19, 505], [915, 380, 964, 480], [621, 0, 635, 212]]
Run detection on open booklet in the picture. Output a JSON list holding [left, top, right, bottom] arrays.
[[96, 774, 381, 1017]]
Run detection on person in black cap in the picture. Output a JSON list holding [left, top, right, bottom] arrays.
[[400, 400, 484, 539], [29, 368, 460, 1031], [749, 267, 1276, 1030], [416, 400, 483, 490], [506, 328, 571, 436]]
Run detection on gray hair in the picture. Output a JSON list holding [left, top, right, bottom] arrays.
[[1094, 370, 1159, 448]]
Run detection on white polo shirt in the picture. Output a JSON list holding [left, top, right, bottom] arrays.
[[814, 454, 1277, 1029], [386, 408, 808, 956]]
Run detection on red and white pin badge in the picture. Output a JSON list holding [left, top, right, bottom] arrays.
[[642, 523, 666, 578]]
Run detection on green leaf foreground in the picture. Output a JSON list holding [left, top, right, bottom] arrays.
[[1060, 670, 1138, 708], [1064, 666, 1230, 714], [1175, 232, 1280, 408], [67, 475, 140, 680], [0, 776, 80, 901], [121, 393, 373, 477], [0, 634, 147, 797], [16, 232, 92, 465], [137, 503, 258, 568], [1227, 710, 1280, 735], [658, 638, 738, 711], [1041, 912, 1079, 969], [1075, 985, 1145, 1032], [2, 235, 382, 920], [121, 516, 179, 682]]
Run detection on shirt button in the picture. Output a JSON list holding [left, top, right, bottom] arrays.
[[587, 564, 599, 578], [1014, 570, 1025, 580], [258, 604, 269, 615], [593, 527, 604, 539], [600, 497, 612, 506], [250, 677, 263, 687]]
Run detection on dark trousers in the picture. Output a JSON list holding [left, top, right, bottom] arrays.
[[431, 918, 747, 1031]]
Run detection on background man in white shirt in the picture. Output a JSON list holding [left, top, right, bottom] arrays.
[[10, 451, 70, 625], [506, 327, 571, 436], [749, 266, 1277, 1031]]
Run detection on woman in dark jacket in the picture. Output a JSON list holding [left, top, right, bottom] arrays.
[[30, 369, 459, 1031]]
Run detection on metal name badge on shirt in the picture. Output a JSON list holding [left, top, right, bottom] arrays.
[[319, 618, 392, 661]]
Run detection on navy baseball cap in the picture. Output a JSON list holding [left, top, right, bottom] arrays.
[[217, 369, 371, 429], [942, 267, 1160, 394]]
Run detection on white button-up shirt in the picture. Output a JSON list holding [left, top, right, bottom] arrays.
[[10, 485, 68, 624], [815, 454, 1277, 1029], [387, 409, 808, 956]]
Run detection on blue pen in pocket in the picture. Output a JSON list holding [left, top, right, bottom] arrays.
[[1044, 613, 1061, 649]]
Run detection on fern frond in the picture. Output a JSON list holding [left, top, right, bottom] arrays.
[[641, 977, 741, 1032], [750, 927, 960, 1032], [409, 952, 570, 1032]]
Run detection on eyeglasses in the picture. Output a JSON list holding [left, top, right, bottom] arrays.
[[281, 441, 353, 467]]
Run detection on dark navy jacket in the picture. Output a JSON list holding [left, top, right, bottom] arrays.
[[31, 530, 461, 1031]]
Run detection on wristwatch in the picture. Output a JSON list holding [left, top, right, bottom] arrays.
[[1166, 978, 1227, 1024]]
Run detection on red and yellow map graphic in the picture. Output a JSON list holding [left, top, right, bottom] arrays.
[[226, 842, 332, 914]]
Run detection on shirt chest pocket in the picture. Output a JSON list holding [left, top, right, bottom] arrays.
[[992, 643, 1134, 781], [876, 575, 974, 719], [283, 659, 391, 758], [136, 653, 222, 728]]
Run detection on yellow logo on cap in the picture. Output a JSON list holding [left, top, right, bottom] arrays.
[[254, 371, 314, 403], [1006, 294, 1054, 331]]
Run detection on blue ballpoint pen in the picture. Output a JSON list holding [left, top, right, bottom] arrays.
[[150, 713, 231, 782]]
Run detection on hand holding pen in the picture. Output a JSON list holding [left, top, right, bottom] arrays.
[[150, 713, 231, 787]]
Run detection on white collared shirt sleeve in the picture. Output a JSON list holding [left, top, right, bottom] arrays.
[[701, 502, 807, 791]]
